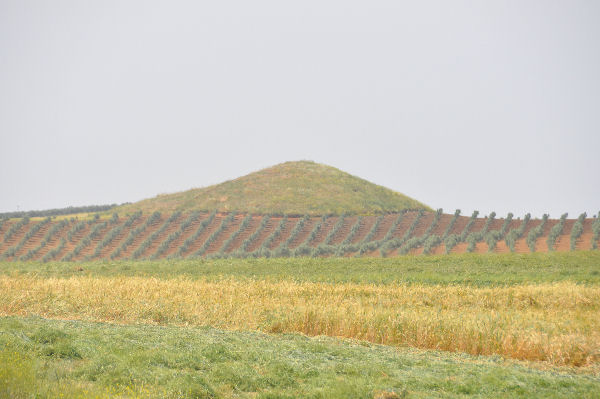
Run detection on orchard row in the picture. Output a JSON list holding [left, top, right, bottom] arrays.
[[0, 210, 598, 261]]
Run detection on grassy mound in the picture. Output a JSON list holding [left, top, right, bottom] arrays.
[[115, 161, 430, 215]]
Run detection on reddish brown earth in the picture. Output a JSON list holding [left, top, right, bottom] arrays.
[[1, 211, 597, 260]]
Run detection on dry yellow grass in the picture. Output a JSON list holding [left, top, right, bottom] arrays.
[[1, 276, 598, 367]]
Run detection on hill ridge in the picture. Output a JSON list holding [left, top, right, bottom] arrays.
[[115, 160, 431, 216]]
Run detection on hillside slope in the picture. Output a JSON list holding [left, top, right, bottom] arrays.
[[115, 161, 430, 216]]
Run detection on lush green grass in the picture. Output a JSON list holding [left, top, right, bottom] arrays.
[[114, 161, 431, 216], [1, 316, 599, 399], [2, 251, 599, 286]]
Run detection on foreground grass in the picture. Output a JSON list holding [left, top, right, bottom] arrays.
[[2, 276, 598, 368], [1, 251, 599, 285], [1, 316, 599, 399]]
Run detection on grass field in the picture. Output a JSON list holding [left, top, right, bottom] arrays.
[[2, 317, 600, 399], [2, 252, 599, 285], [1, 252, 599, 398]]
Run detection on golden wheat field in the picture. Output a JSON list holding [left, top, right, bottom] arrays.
[[2, 275, 598, 369]]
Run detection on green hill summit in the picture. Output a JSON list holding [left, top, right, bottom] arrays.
[[116, 161, 430, 215]]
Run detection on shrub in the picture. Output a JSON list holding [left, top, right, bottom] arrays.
[[110, 213, 119, 225], [305, 216, 328, 246], [465, 232, 481, 253], [485, 230, 503, 252], [423, 235, 442, 255], [131, 212, 181, 259], [191, 213, 235, 258], [361, 216, 384, 244], [358, 216, 385, 255], [381, 210, 424, 255], [547, 213, 568, 251], [238, 215, 270, 253], [592, 212, 600, 250], [570, 213, 586, 250], [398, 236, 422, 255], [153, 211, 201, 259], [111, 211, 161, 259], [499, 213, 514, 237], [340, 217, 363, 246], [3, 216, 30, 242], [293, 243, 313, 257], [42, 238, 66, 262], [62, 220, 108, 261], [311, 243, 337, 257], [260, 217, 288, 252], [0, 203, 120, 219], [444, 233, 459, 254], [283, 215, 310, 248], [505, 213, 530, 252], [526, 214, 549, 252], [2, 217, 50, 260], [20, 219, 69, 261], [91, 213, 141, 259], [462, 212, 495, 253], [67, 221, 86, 242], [124, 211, 142, 227], [481, 212, 496, 236], [219, 214, 253, 254], [383, 213, 404, 241], [324, 215, 346, 245], [423, 208, 443, 237], [459, 211, 479, 242], [387, 209, 443, 256], [87, 213, 100, 225], [442, 209, 461, 240]]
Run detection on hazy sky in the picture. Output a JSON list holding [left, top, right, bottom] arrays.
[[1, 1, 598, 218]]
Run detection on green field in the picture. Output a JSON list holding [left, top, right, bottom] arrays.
[[2, 251, 598, 285], [1, 252, 599, 398], [2, 317, 599, 399]]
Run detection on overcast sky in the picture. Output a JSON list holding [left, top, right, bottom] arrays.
[[1, 1, 598, 218]]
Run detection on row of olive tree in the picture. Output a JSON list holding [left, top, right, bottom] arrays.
[[131, 212, 181, 259], [152, 212, 201, 260]]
